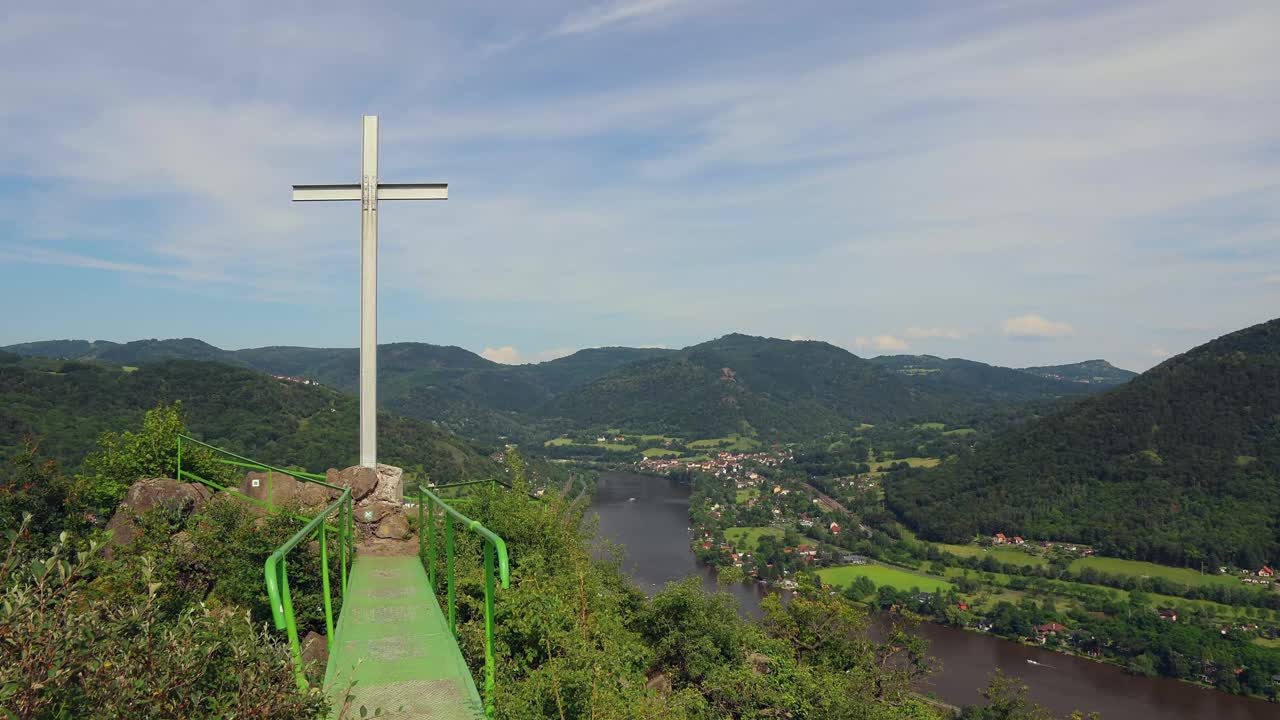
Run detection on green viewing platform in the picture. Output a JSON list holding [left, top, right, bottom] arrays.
[[324, 555, 484, 719]]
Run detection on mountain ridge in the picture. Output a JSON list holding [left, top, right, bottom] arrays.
[[5, 333, 1128, 441]]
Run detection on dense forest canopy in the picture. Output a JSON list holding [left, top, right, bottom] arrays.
[[0, 355, 493, 483], [887, 318, 1280, 568], [6, 333, 1123, 443]]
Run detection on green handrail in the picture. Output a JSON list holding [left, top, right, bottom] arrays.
[[414, 488, 510, 719], [263, 488, 353, 690]]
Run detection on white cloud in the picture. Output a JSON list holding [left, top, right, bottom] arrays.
[[553, 0, 694, 36], [854, 335, 910, 352], [480, 346, 522, 364], [1002, 314, 1075, 339], [904, 327, 967, 340], [1148, 347, 1172, 359]]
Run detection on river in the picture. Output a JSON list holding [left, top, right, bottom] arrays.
[[588, 471, 1278, 720]]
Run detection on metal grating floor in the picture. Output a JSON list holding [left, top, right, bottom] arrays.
[[324, 555, 485, 719]]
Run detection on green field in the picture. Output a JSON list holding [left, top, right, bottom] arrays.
[[868, 456, 940, 472], [725, 526, 783, 550], [642, 448, 682, 458], [689, 434, 761, 451], [735, 489, 759, 503], [543, 437, 637, 452], [913, 422, 946, 431], [1068, 557, 1239, 588], [942, 427, 976, 436], [941, 567, 1242, 621], [1254, 637, 1280, 649], [634, 434, 680, 443], [818, 564, 954, 594], [935, 543, 1048, 567], [121, 366, 139, 373]]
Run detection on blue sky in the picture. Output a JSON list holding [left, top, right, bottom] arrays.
[[1, 0, 1277, 371]]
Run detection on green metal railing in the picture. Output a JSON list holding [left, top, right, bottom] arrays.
[[415, 487, 510, 719], [264, 488, 354, 690], [175, 434, 353, 690]]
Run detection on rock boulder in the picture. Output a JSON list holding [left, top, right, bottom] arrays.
[[239, 471, 333, 510], [105, 477, 213, 550]]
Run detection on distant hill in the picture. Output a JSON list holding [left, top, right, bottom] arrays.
[[0, 355, 494, 484], [886, 318, 1280, 568], [870, 355, 1102, 405], [1020, 359, 1137, 386], [549, 334, 922, 438], [6, 335, 1121, 441]]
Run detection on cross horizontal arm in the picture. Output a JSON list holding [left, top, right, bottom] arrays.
[[292, 183, 449, 202]]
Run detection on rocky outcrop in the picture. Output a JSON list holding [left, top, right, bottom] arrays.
[[238, 470, 332, 509], [373, 513, 409, 540], [327, 466, 377, 501], [105, 478, 213, 550], [327, 463, 408, 542]]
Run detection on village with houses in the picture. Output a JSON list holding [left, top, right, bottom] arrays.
[[631, 442, 1280, 694]]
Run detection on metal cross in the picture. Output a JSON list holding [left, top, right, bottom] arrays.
[[293, 115, 448, 467]]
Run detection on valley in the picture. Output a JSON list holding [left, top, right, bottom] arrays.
[[6, 320, 1280, 708]]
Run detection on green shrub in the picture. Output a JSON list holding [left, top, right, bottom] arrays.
[[0, 523, 328, 719]]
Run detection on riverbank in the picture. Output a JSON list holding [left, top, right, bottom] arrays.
[[591, 470, 1280, 719]]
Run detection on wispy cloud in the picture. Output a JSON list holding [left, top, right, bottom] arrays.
[[1003, 314, 1074, 339], [480, 346, 522, 364], [553, 0, 695, 36], [855, 335, 910, 352]]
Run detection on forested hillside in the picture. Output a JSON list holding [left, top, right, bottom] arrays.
[[551, 334, 921, 438], [887, 318, 1280, 568], [0, 355, 494, 483], [870, 355, 1102, 405], [7, 334, 1119, 442], [1020, 359, 1137, 386]]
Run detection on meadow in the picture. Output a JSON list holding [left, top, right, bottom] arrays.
[[688, 434, 761, 451], [1068, 556, 1240, 589], [818, 564, 954, 594], [935, 543, 1048, 568], [725, 526, 783, 550]]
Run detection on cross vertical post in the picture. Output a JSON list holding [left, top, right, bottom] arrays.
[[292, 115, 449, 468], [359, 116, 379, 468]]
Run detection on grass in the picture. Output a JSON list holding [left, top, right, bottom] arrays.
[[735, 489, 759, 503], [725, 526, 784, 551], [913, 422, 946, 431], [868, 456, 940, 472], [121, 366, 139, 373], [1253, 637, 1280, 649], [940, 567, 1242, 622], [855, 423, 875, 431], [818, 564, 954, 594], [935, 543, 1048, 567], [598, 443, 636, 452], [642, 448, 682, 458], [688, 434, 761, 451], [634, 434, 680, 443], [942, 427, 976, 436], [1068, 557, 1239, 589], [544, 437, 576, 446]]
